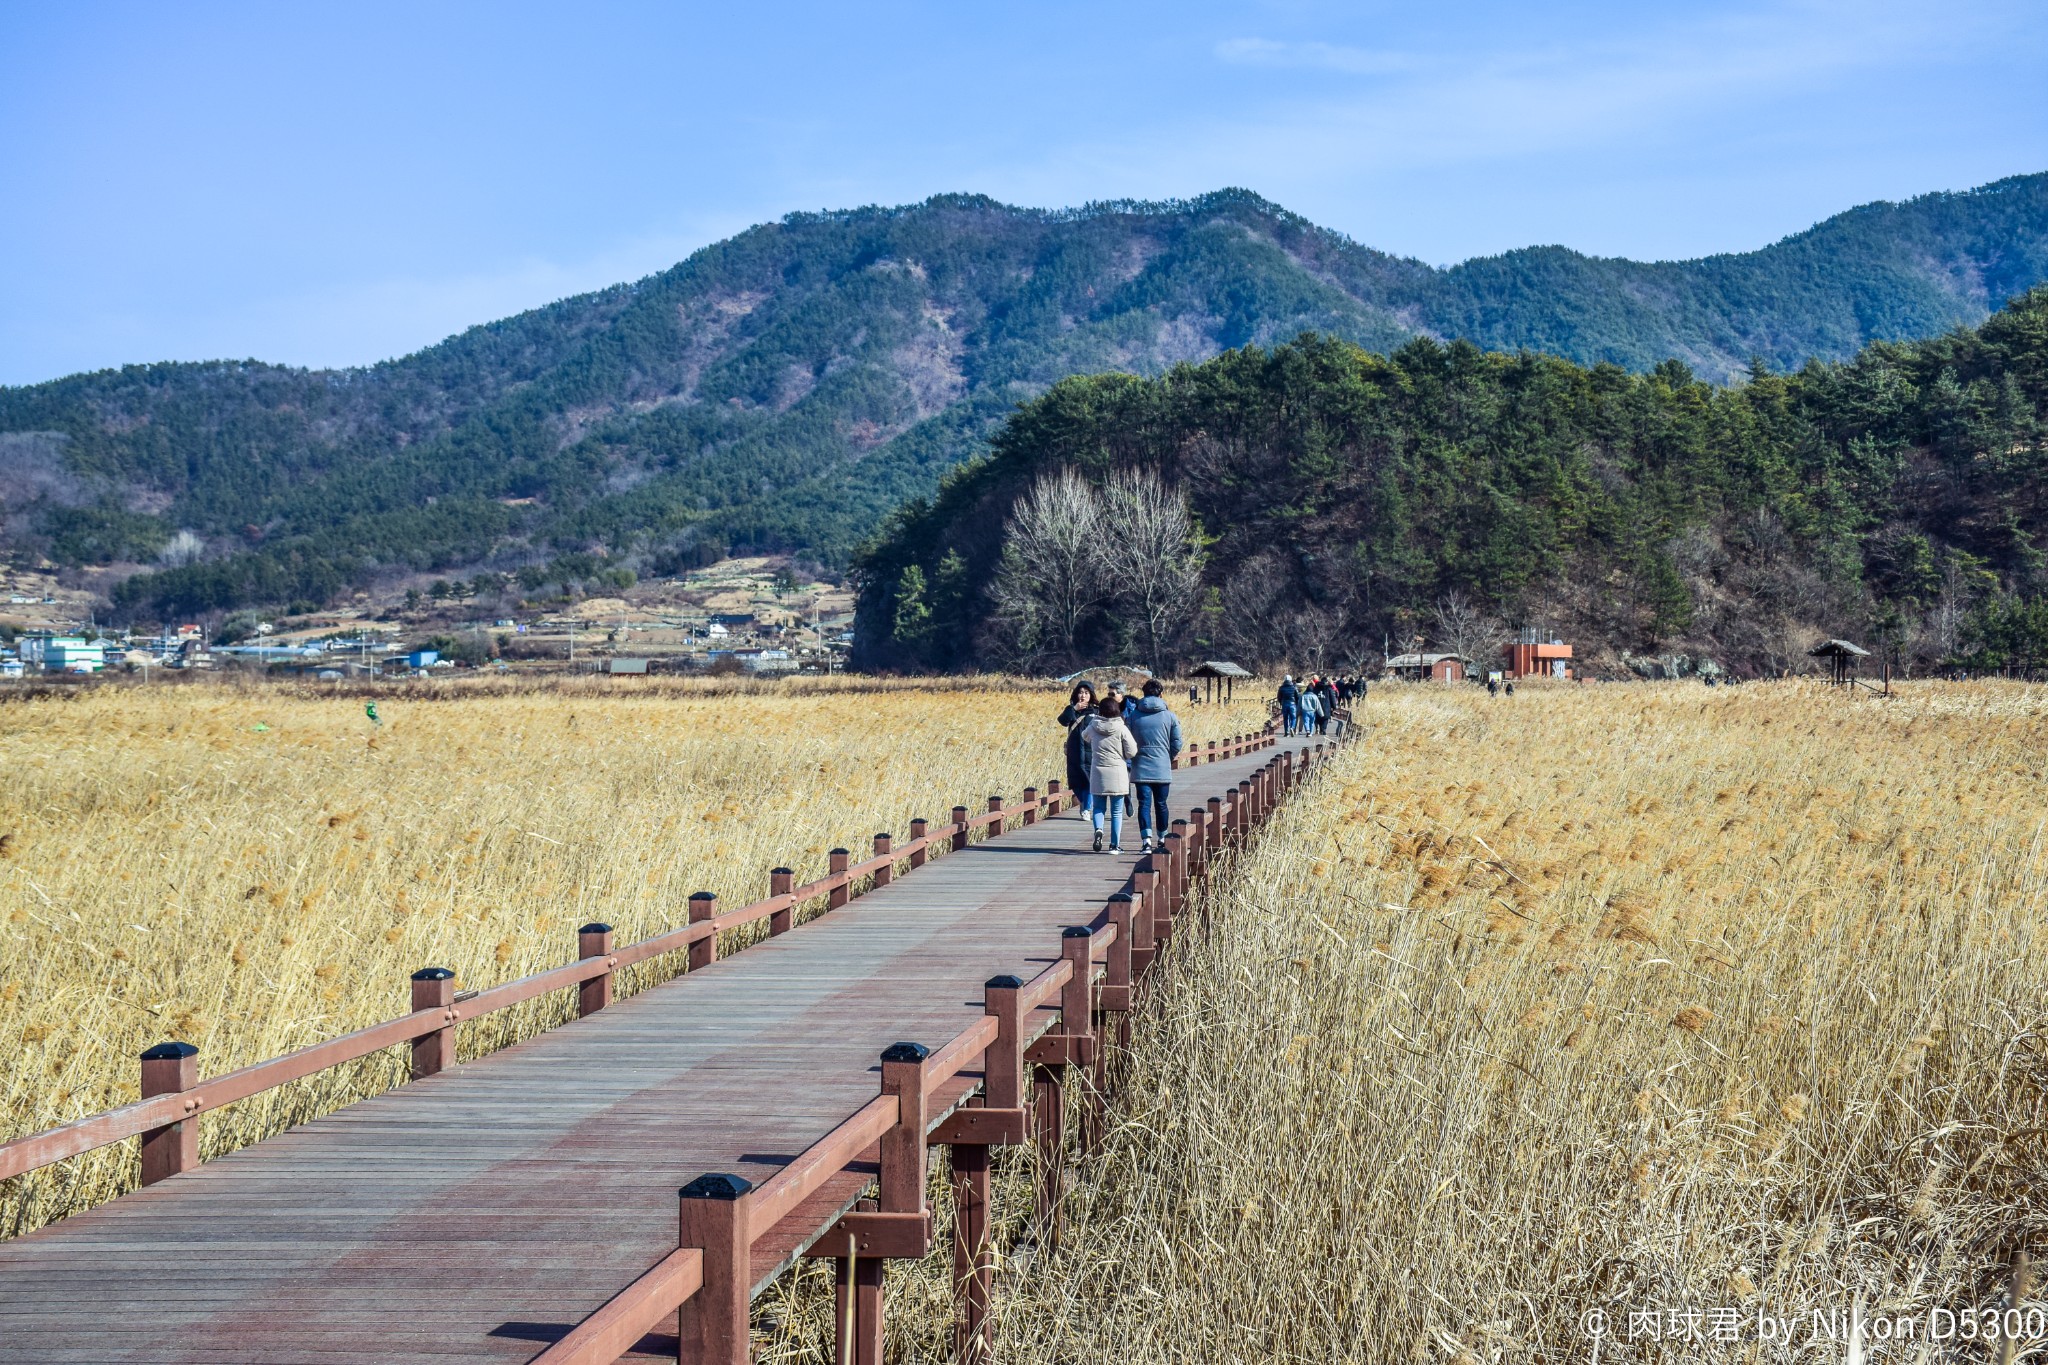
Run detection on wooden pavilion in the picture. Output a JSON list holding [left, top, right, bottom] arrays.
[[1809, 638, 1870, 685], [1189, 660, 1253, 702]]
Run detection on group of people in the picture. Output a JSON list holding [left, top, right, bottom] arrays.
[[1058, 677, 1183, 855], [1275, 674, 1350, 737]]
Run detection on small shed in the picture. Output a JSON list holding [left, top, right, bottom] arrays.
[[1188, 660, 1252, 702], [1386, 652, 1469, 683], [607, 657, 650, 675], [1809, 638, 1869, 685], [405, 649, 440, 669]]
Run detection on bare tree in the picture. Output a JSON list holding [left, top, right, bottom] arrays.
[[1099, 468, 1204, 672], [1431, 591, 1505, 671], [991, 468, 1106, 667]]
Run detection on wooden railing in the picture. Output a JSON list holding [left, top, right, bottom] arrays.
[[537, 730, 1333, 1365], [0, 728, 1278, 1189]]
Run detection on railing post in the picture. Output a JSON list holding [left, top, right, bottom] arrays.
[[688, 892, 718, 970], [1165, 823, 1189, 913], [1206, 796, 1224, 853], [986, 795, 1004, 837], [1022, 786, 1038, 826], [1236, 781, 1253, 838], [677, 1172, 754, 1365], [983, 974, 1025, 1109], [1060, 927, 1093, 1047], [769, 867, 795, 935], [873, 833, 894, 886], [577, 923, 614, 1017], [138, 1041, 199, 1185], [1133, 863, 1163, 954], [828, 848, 851, 909], [1127, 874, 1158, 980], [878, 1042, 930, 1214], [1046, 779, 1062, 813], [1105, 893, 1134, 1006], [909, 818, 930, 868], [951, 806, 970, 853], [409, 967, 456, 1078]]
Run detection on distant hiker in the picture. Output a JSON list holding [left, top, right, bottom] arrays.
[[1188, 685, 1200, 705], [1504, 681, 1516, 697], [1300, 686, 1323, 735], [1083, 696, 1138, 854], [1277, 675, 1301, 735], [1128, 678, 1183, 852], [1487, 677, 1500, 697], [1104, 681, 1138, 814], [1311, 677, 1336, 733], [1060, 682, 1095, 803]]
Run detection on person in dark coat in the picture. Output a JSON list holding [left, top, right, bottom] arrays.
[[1059, 682, 1095, 802]]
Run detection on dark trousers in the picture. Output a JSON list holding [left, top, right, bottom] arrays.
[[1135, 781, 1171, 839]]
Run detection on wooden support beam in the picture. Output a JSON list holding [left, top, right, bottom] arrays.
[[872, 834, 893, 887], [951, 1140, 993, 1365], [908, 818, 929, 868], [951, 806, 970, 854]]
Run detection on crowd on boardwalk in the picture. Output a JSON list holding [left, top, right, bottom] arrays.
[[1055, 671, 1354, 855], [1274, 673, 1354, 737]]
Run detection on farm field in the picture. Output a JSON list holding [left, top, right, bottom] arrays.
[[956, 681, 2048, 1363], [0, 675, 1269, 1237]]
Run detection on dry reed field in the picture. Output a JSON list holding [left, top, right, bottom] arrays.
[[0, 676, 1267, 1237], [957, 681, 2048, 1364]]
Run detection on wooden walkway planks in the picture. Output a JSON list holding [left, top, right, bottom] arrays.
[[0, 740, 1307, 1364]]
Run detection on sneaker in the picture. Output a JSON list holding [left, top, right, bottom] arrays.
[[1092, 830, 1104, 852], [1109, 845, 1124, 855], [1140, 837, 1153, 852]]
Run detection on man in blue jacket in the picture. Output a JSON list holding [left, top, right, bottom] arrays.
[[1276, 675, 1301, 735], [1127, 678, 1184, 853]]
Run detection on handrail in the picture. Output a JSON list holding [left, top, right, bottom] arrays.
[[530, 1247, 705, 1365], [1018, 957, 1073, 1013], [924, 1015, 998, 1089], [0, 777, 1065, 1184], [748, 1093, 900, 1240]]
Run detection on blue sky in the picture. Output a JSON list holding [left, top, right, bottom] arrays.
[[2, 0, 2043, 385]]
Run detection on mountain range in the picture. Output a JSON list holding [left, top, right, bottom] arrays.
[[3, 172, 2046, 620]]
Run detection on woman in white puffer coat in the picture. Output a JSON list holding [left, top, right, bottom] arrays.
[[1083, 696, 1138, 854]]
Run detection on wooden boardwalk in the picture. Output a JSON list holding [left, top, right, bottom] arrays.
[[0, 737, 1315, 1364]]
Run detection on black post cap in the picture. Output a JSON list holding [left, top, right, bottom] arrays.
[[880, 1041, 930, 1063], [679, 1172, 753, 1201], [952, 805, 969, 813], [688, 890, 717, 901], [578, 922, 613, 935], [985, 974, 1024, 990], [771, 866, 793, 876], [829, 847, 848, 857], [1107, 892, 1133, 903], [140, 1041, 199, 1061], [411, 966, 455, 981], [1062, 926, 1091, 939], [874, 832, 891, 840]]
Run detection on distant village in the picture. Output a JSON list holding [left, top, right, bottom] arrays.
[[0, 557, 858, 682]]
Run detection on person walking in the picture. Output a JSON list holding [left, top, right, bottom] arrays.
[[1059, 682, 1095, 804], [1083, 696, 1138, 854], [1300, 684, 1323, 736], [1126, 678, 1183, 852], [1277, 675, 1301, 736]]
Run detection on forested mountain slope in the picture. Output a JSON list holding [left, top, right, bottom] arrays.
[[3, 174, 2045, 619], [855, 288, 2048, 677]]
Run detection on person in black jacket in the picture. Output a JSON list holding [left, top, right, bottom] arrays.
[[1059, 681, 1096, 803]]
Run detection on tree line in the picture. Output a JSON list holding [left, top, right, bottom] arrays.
[[852, 286, 2048, 677]]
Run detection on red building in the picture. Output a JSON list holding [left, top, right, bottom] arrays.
[[1504, 632, 1573, 680]]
